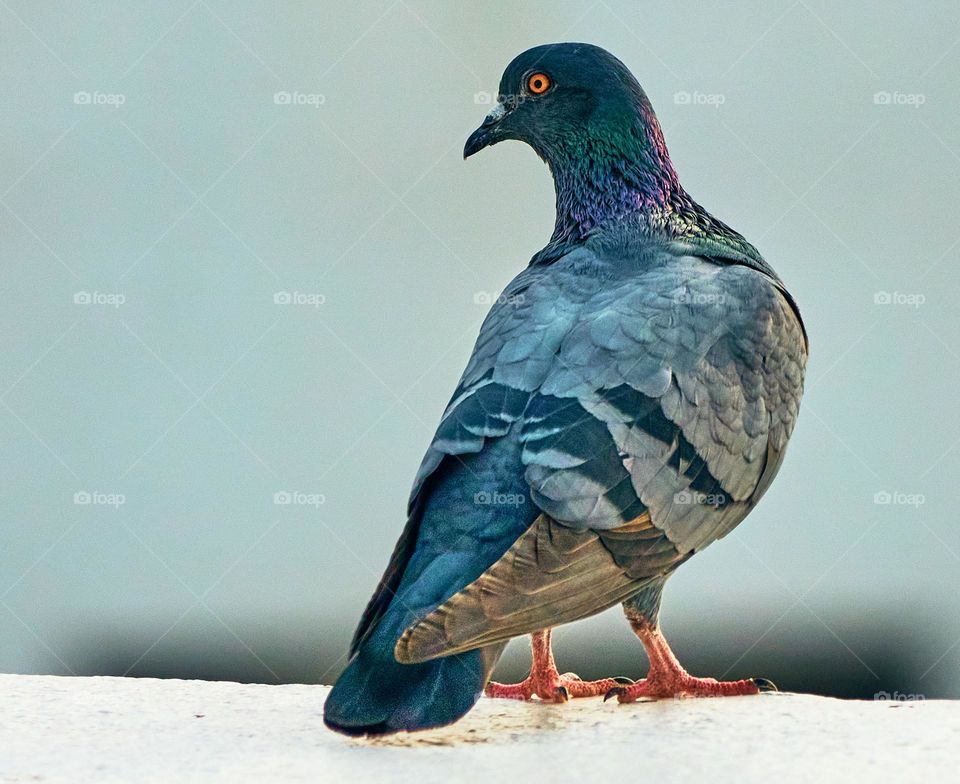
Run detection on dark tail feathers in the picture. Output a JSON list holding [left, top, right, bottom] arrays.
[[323, 615, 502, 735]]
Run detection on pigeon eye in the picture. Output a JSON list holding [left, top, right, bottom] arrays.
[[526, 72, 552, 95]]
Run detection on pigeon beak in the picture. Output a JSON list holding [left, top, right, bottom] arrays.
[[464, 101, 507, 159]]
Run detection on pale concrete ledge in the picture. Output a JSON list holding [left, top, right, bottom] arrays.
[[1, 675, 957, 783]]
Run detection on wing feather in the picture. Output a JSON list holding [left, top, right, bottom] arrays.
[[395, 513, 684, 663], [393, 243, 806, 658]]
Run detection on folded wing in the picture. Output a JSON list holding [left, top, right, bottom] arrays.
[[397, 245, 806, 662]]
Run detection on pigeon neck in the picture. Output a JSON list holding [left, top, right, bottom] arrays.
[[544, 101, 690, 247]]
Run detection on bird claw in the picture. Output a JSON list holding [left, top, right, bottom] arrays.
[[603, 686, 628, 702], [752, 677, 778, 693]]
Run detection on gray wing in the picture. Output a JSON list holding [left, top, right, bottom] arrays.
[[397, 244, 806, 661], [527, 254, 806, 553]]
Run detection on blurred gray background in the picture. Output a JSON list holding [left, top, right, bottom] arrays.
[[2, 1, 959, 700]]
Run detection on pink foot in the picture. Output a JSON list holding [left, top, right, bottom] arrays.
[[487, 671, 633, 702], [605, 674, 774, 703], [606, 615, 777, 703], [485, 629, 632, 702]]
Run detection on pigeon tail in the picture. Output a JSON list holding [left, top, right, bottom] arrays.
[[324, 435, 533, 735], [323, 611, 502, 735], [323, 542, 509, 735]]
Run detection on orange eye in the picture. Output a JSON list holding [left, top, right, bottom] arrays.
[[526, 72, 551, 95]]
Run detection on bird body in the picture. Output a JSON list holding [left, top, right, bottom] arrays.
[[324, 42, 806, 736]]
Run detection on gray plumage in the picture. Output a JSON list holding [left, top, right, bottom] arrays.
[[326, 41, 806, 736], [396, 228, 806, 662]]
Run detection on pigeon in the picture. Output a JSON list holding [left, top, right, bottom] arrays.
[[323, 42, 806, 736]]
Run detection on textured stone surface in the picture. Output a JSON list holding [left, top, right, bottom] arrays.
[[0, 675, 956, 783]]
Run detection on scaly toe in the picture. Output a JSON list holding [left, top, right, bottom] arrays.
[[484, 677, 534, 700]]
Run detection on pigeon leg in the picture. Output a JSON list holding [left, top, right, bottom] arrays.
[[485, 629, 632, 702], [605, 616, 775, 703]]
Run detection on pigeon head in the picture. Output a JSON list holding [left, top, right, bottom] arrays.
[[465, 43, 654, 160], [465, 43, 685, 245]]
